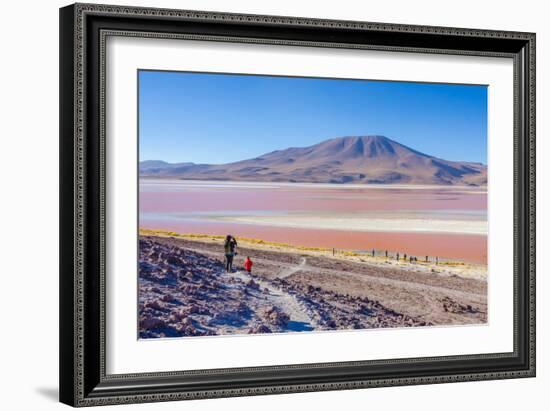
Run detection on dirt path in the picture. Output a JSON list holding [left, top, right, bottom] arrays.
[[148, 242, 318, 330], [226, 268, 316, 332], [278, 257, 307, 278]]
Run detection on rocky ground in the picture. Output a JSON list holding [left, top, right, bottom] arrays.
[[138, 235, 487, 338]]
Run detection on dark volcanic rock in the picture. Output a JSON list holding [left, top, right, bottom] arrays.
[[248, 324, 272, 334], [259, 306, 290, 327], [140, 317, 166, 330], [246, 279, 260, 290]]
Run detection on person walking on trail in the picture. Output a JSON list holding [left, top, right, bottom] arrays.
[[244, 256, 253, 274], [224, 235, 238, 272]]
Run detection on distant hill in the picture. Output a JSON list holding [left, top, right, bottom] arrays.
[[140, 135, 487, 186]]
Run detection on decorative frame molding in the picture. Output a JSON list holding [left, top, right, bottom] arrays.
[[60, 3, 535, 407]]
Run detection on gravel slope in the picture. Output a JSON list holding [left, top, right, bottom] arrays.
[[138, 236, 486, 338]]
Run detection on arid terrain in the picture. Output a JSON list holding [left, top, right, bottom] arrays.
[[138, 232, 487, 338]]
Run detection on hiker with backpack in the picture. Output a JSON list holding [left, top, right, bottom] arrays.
[[224, 235, 238, 272]]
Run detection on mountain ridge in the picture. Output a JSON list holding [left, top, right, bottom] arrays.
[[140, 135, 487, 186]]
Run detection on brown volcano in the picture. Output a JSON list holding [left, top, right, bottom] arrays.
[[140, 135, 487, 185]]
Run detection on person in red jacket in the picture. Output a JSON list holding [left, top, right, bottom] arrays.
[[244, 256, 253, 274]]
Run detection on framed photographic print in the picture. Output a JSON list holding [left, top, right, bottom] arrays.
[[59, 3, 536, 407]]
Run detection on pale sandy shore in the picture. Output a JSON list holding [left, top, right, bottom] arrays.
[[140, 178, 487, 193], [210, 211, 487, 236]]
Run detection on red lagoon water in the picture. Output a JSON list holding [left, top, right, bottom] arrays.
[[140, 182, 486, 213], [139, 180, 487, 264]]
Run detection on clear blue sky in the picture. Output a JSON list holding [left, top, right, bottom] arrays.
[[139, 70, 487, 164]]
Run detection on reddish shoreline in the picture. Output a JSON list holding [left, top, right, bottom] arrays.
[[142, 222, 487, 265]]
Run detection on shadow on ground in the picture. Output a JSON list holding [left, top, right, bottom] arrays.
[[35, 387, 58, 402]]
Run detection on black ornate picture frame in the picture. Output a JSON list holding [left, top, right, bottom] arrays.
[[59, 3, 535, 407]]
